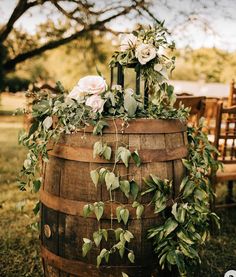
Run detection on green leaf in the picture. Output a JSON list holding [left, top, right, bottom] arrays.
[[120, 180, 130, 198], [119, 246, 125, 258], [116, 147, 131, 167], [116, 207, 122, 223], [103, 145, 112, 160], [90, 169, 99, 187], [182, 181, 195, 199], [97, 255, 102, 267], [177, 230, 194, 245], [101, 229, 108, 241], [94, 202, 104, 221], [128, 251, 135, 263], [82, 238, 92, 257], [93, 141, 103, 158], [33, 201, 40, 215], [114, 227, 123, 241], [43, 116, 53, 130], [33, 179, 41, 193], [130, 180, 139, 200], [105, 171, 119, 190], [131, 150, 141, 167], [28, 121, 39, 137], [83, 204, 94, 218], [120, 208, 129, 225], [132, 201, 139, 208], [93, 231, 103, 247], [164, 218, 178, 237], [93, 120, 109, 135], [179, 176, 189, 192], [136, 204, 144, 219], [124, 230, 134, 242], [124, 93, 137, 117], [166, 250, 176, 265]]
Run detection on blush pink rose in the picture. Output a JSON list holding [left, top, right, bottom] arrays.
[[85, 94, 105, 113], [68, 85, 86, 101], [77, 75, 107, 95]]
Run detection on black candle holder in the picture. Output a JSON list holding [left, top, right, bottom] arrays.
[[110, 63, 149, 110]]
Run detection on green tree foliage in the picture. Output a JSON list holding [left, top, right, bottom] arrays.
[[172, 48, 236, 83]]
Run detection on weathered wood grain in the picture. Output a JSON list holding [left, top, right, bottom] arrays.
[[41, 119, 188, 277]]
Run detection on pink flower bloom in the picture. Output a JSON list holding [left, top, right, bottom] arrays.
[[77, 75, 107, 95], [85, 94, 105, 113]]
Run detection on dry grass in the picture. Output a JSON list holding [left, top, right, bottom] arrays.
[[0, 115, 235, 277]]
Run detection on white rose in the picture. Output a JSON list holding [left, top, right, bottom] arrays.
[[68, 85, 87, 101], [78, 75, 107, 94], [135, 43, 156, 65], [120, 34, 137, 51], [86, 94, 105, 113]]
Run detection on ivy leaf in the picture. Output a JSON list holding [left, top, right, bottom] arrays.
[[128, 251, 135, 263], [93, 231, 103, 247], [120, 208, 129, 225], [83, 204, 94, 218], [124, 93, 137, 117], [94, 202, 104, 221], [90, 169, 99, 187], [116, 147, 131, 167], [103, 145, 112, 160], [97, 255, 102, 267], [99, 168, 107, 183], [82, 238, 92, 257], [120, 180, 130, 198], [101, 229, 108, 241], [105, 172, 119, 190], [93, 141, 103, 158], [136, 204, 144, 219], [116, 206, 122, 223], [124, 230, 134, 242], [43, 116, 53, 130], [131, 150, 141, 167], [130, 180, 139, 200], [114, 228, 123, 241], [93, 120, 109, 135], [119, 246, 125, 258]]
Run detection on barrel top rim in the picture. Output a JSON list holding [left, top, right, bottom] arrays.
[[77, 118, 187, 134]]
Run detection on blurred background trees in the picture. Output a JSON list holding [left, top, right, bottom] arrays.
[[0, 0, 236, 92]]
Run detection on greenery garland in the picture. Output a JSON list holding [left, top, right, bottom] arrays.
[[18, 24, 221, 277]]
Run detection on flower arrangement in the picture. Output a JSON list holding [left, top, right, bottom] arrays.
[[19, 24, 220, 277], [110, 24, 176, 106]]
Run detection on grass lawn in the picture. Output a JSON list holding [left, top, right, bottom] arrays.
[[0, 115, 235, 277]]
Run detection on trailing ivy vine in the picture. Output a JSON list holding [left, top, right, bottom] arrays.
[[18, 24, 221, 277]]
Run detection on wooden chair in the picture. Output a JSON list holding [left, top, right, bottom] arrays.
[[228, 79, 236, 106], [213, 101, 236, 208], [174, 95, 206, 125], [203, 97, 219, 135]]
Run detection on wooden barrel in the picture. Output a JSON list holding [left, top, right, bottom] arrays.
[[40, 118, 188, 277]]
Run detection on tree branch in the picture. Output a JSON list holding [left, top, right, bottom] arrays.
[[3, 1, 143, 72], [0, 0, 39, 43]]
